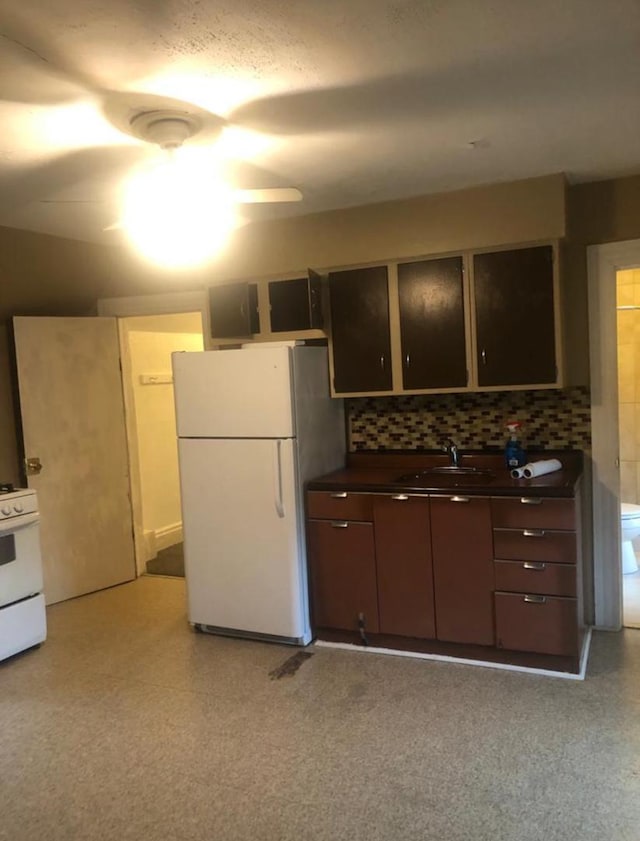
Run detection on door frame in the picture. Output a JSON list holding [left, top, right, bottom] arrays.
[[97, 290, 210, 338], [98, 291, 209, 575], [587, 238, 640, 629]]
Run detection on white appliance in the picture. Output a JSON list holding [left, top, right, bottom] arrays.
[[0, 488, 46, 662], [173, 343, 345, 645]]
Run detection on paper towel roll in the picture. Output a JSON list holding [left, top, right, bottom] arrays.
[[510, 467, 526, 479], [522, 458, 562, 479]]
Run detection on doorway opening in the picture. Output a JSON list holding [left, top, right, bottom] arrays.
[[616, 268, 640, 628], [119, 312, 204, 578]]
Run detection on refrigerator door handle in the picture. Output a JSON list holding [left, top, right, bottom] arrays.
[[274, 440, 285, 518]]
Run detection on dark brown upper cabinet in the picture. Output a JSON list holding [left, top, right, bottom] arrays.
[[268, 271, 323, 333], [329, 265, 392, 394], [473, 245, 557, 387], [209, 282, 259, 339], [398, 256, 467, 390]]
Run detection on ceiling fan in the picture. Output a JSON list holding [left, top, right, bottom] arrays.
[[0, 9, 313, 232], [30, 91, 305, 220], [109, 95, 303, 206]]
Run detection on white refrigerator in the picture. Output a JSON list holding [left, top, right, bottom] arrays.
[[172, 343, 345, 645]]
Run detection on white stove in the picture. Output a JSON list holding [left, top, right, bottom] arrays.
[[0, 487, 46, 662]]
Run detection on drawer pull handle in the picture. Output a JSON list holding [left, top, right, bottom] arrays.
[[451, 496, 470, 503], [523, 529, 545, 538], [391, 494, 409, 501], [524, 594, 547, 604], [520, 497, 542, 505], [523, 562, 546, 571], [330, 492, 348, 499], [331, 521, 349, 528]]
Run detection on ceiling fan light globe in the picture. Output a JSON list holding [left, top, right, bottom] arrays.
[[121, 157, 238, 269]]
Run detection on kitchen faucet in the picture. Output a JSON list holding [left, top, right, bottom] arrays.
[[440, 437, 459, 467]]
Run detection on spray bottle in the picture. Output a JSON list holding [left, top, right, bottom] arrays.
[[504, 421, 527, 470]]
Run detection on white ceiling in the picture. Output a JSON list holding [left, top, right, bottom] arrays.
[[0, 0, 639, 245]]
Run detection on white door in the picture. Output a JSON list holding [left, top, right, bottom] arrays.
[[12, 317, 135, 605], [178, 436, 308, 641]]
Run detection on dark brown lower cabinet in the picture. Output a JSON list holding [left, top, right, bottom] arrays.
[[306, 485, 582, 667], [373, 495, 435, 638], [430, 496, 495, 645], [307, 519, 379, 633], [495, 592, 578, 656]]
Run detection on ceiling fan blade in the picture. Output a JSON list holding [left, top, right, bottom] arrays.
[[233, 187, 302, 204], [228, 70, 470, 136], [0, 145, 148, 210]]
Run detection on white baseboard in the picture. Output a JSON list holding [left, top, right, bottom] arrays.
[[154, 522, 183, 552], [315, 628, 593, 681], [143, 530, 156, 561], [142, 523, 183, 561]]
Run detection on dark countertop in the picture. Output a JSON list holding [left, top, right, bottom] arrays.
[[307, 450, 584, 498]]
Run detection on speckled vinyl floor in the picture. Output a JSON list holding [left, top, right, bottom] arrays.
[[2, 577, 640, 841]]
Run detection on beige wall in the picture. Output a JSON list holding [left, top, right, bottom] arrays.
[[124, 314, 203, 551], [0, 225, 212, 483], [565, 174, 640, 387], [568, 175, 640, 247], [3, 170, 640, 485], [617, 269, 640, 504], [213, 172, 567, 281], [0, 173, 568, 483]]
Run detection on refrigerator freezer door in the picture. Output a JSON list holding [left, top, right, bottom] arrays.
[[178, 437, 309, 642], [173, 347, 295, 439]]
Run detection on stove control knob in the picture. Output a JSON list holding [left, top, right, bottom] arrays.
[[1, 506, 11, 516], [13, 503, 24, 513]]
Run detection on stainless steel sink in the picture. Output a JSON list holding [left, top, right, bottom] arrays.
[[394, 466, 494, 484], [423, 466, 492, 475]]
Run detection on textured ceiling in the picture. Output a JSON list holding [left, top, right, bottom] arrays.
[[0, 0, 639, 244]]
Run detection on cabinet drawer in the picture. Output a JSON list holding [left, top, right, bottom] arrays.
[[491, 497, 575, 530], [495, 592, 578, 657], [307, 491, 373, 521], [494, 560, 576, 597], [493, 528, 576, 564]]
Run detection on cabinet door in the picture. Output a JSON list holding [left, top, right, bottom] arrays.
[[268, 274, 323, 332], [209, 282, 259, 338], [398, 256, 467, 389], [307, 519, 379, 633], [431, 496, 495, 645], [373, 495, 435, 638], [329, 266, 392, 393], [473, 245, 556, 386]]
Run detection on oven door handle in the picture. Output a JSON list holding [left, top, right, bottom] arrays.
[[0, 512, 39, 535]]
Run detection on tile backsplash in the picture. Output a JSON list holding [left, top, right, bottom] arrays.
[[347, 387, 591, 452]]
